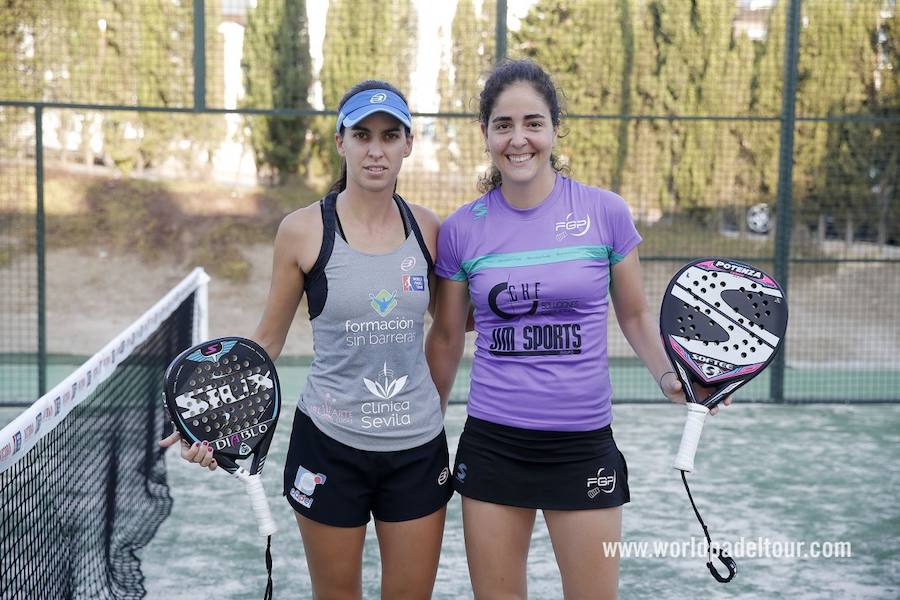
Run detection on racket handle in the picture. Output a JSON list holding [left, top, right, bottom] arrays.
[[673, 403, 710, 472], [233, 469, 278, 537]]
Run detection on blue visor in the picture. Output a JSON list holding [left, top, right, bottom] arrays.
[[336, 88, 412, 133]]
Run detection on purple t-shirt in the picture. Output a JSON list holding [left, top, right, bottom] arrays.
[[436, 176, 642, 431]]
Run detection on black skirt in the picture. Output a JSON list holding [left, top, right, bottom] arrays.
[[452, 415, 630, 510]]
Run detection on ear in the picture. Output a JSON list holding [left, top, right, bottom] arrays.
[[334, 131, 345, 157], [403, 133, 414, 158]]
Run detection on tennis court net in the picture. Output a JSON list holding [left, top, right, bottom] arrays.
[[0, 268, 208, 599]]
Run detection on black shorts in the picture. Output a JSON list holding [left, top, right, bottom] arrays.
[[282, 409, 453, 527], [452, 416, 630, 510]]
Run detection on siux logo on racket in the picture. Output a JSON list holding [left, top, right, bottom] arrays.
[[174, 370, 274, 419]]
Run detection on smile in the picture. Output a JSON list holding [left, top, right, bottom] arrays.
[[364, 166, 387, 173], [507, 153, 534, 164]]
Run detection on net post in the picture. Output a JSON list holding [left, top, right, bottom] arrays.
[[193, 0, 207, 111], [35, 105, 47, 398], [194, 268, 210, 344], [495, 0, 507, 64], [770, 0, 801, 403]]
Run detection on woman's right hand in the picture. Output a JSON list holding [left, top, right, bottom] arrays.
[[159, 431, 218, 471]]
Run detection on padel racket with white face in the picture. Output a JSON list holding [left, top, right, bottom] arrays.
[[164, 337, 280, 598], [661, 258, 788, 472], [660, 258, 788, 583]]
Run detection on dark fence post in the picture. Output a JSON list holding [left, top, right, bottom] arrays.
[[35, 105, 46, 397], [496, 0, 507, 64], [193, 0, 206, 110], [770, 0, 801, 402]]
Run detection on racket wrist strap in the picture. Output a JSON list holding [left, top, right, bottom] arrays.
[[680, 470, 737, 583], [264, 535, 273, 600]]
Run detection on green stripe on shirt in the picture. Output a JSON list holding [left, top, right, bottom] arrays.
[[453, 245, 616, 278]]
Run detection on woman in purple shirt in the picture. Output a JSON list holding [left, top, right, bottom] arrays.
[[426, 59, 729, 599]]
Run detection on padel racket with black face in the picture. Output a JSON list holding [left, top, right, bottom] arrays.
[[164, 337, 280, 598], [660, 258, 788, 583]]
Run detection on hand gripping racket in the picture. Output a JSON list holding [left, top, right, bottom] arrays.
[[164, 337, 281, 599], [660, 258, 788, 582]]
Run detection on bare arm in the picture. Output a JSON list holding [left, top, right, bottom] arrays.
[[425, 277, 470, 414], [251, 213, 309, 360], [161, 204, 322, 465]]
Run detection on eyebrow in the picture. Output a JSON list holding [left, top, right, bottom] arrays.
[[349, 124, 403, 133], [490, 113, 547, 123]]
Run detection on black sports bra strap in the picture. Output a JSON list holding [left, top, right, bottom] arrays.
[[395, 194, 434, 273], [307, 193, 337, 278]]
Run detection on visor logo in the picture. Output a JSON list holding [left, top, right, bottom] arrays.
[[370, 92, 387, 103]]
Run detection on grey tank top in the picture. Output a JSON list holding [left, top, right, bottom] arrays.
[[297, 193, 443, 451]]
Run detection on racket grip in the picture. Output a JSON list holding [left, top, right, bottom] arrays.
[[234, 470, 278, 537], [673, 403, 710, 472]]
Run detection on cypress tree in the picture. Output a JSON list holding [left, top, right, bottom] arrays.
[[512, 0, 625, 189], [873, 7, 899, 246], [242, 0, 312, 185], [316, 0, 417, 183], [794, 1, 880, 243], [437, 0, 492, 186]]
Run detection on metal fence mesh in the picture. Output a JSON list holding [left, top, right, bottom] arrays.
[[1, 0, 897, 403]]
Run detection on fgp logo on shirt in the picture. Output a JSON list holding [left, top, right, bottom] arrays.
[[369, 289, 398, 317], [555, 212, 591, 241]]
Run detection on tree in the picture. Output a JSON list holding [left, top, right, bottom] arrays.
[[872, 6, 900, 246], [512, 0, 625, 190], [315, 0, 417, 183], [435, 0, 494, 204], [242, 0, 312, 184], [793, 1, 881, 243]]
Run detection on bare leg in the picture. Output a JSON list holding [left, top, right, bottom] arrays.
[[294, 512, 367, 600], [543, 506, 622, 600], [375, 507, 447, 600], [461, 497, 536, 600]]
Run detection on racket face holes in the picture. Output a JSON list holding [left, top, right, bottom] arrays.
[[205, 426, 211, 433], [192, 420, 199, 427], [243, 360, 250, 368], [741, 352, 747, 358]]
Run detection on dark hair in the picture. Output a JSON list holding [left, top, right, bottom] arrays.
[[477, 59, 567, 193], [329, 80, 411, 194]]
